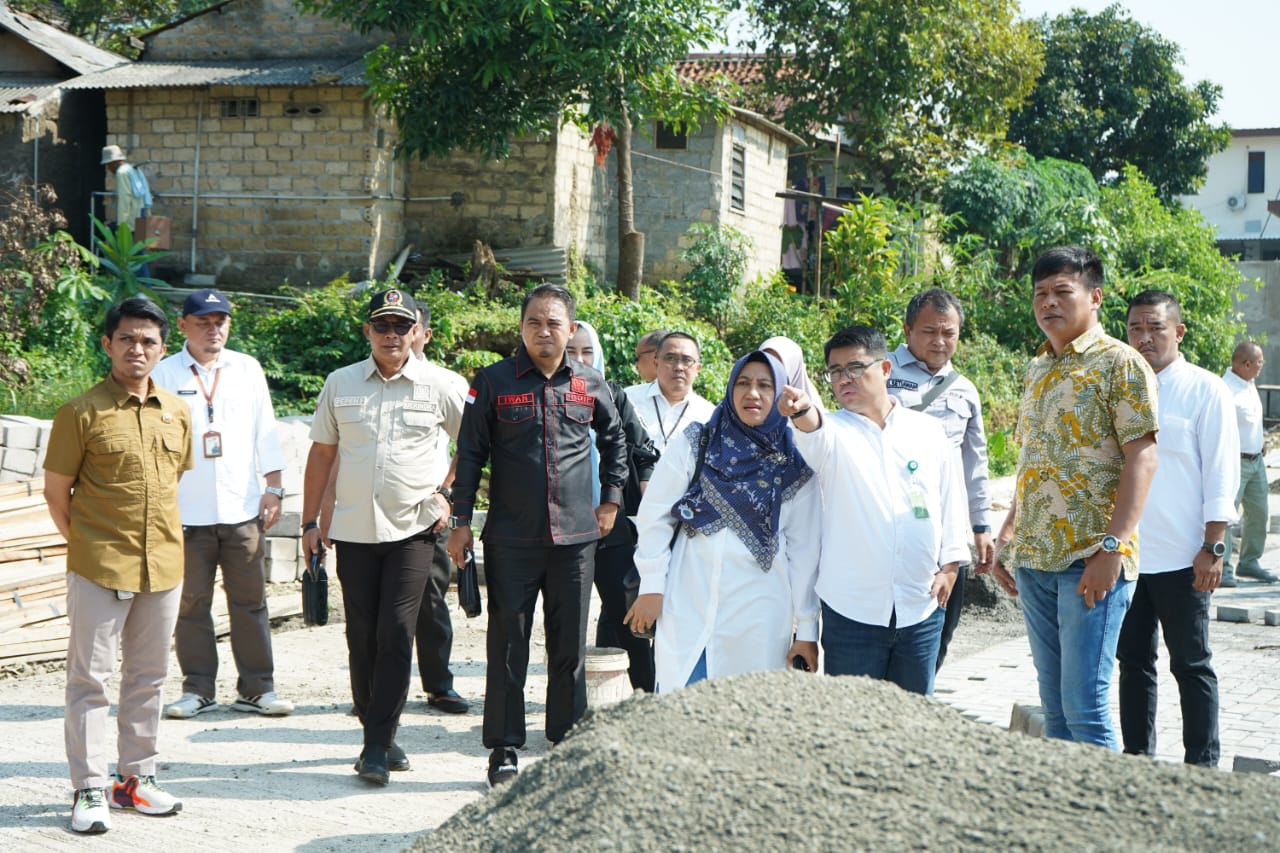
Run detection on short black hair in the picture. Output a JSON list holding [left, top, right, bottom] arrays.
[[1031, 245, 1104, 290], [416, 302, 432, 329], [521, 283, 576, 321], [824, 325, 887, 363], [658, 331, 701, 357], [905, 288, 964, 328], [105, 296, 169, 342], [1127, 290, 1182, 325]]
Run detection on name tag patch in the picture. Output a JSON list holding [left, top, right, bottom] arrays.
[[334, 396, 364, 407], [177, 389, 197, 395], [564, 392, 594, 406], [887, 378, 918, 390], [498, 392, 536, 407]]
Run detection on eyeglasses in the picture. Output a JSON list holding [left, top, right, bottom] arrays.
[[371, 320, 414, 336], [823, 360, 881, 384], [660, 353, 699, 368], [634, 349, 656, 362]]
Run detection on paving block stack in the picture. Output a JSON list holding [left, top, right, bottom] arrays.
[[0, 415, 52, 483]]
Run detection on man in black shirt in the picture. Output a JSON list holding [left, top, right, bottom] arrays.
[[448, 284, 627, 787]]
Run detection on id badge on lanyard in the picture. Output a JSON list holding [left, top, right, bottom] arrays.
[[191, 365, 223, 458]]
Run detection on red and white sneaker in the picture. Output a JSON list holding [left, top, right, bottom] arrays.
[[110, 774, 182, 816]]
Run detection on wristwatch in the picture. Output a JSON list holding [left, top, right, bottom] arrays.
[[264, 486, 286, 499], [1202, 541, 1226, 558], [436, 487, 453, 501], [972, 524, 992, 534], [448, 515, 470, 530], [1100, 534, 1133, 557]]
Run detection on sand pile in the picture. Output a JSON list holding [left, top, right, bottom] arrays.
[[417, 671, 1279, 851]]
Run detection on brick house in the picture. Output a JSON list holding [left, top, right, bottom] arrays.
[[0, 2, 127, 243], [61, 0, 801, 289]]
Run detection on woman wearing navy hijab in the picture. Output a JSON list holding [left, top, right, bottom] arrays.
[[626, 350, 821, 691]]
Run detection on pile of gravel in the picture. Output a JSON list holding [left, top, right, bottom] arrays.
[[417, 671, 1279, 851]]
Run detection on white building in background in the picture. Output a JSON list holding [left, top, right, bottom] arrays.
[[1181, 128, 1280, 261]]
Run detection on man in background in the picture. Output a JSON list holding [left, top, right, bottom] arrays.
[[625, 331, 715, 452], [154, 288, 293, 720], [1221, 341, 1277, 585]]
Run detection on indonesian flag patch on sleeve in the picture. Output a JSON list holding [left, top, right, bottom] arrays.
[[466, 387, 477, 405]]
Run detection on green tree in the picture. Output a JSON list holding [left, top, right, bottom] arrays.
[[11, 1, 206, 54], [747, 0, 1043, 196], [1007, 4, 1230, 202], [297, 0, 732, 298]]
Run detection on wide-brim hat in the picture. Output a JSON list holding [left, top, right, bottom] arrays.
[[101, 144, 126, 165], [367, 288, 418, 321]]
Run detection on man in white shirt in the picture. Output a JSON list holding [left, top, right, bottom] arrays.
[[1119, 290, 1237, 766], [1222, 340, 1276, 585], [624, 332, 715, 452], [154, 289, 294, 720], [779, 325, 969, 695], [887, 288, 993, 671]]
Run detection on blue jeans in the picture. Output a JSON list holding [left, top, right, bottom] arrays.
[[821, 602, 944, 695], [1018, 561, 1133, 749]]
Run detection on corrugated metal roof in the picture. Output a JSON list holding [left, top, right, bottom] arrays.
[[61, 57, 367, 89], [0, 78, 60, 113], [0, 4, 128, 75]]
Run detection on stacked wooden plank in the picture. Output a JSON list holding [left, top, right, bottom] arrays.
[[0, 476, 304, 668]]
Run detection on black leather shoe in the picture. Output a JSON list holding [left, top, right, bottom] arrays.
[[427, 688, 470, 714], [387, 742, 411, 772], [487, 747, 518, 788], [354, 745, 390, 786]]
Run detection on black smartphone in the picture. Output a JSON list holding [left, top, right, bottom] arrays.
[[791, 654, 810, 672]]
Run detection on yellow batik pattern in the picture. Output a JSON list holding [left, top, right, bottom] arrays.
[[1010, 324, 1158, 579]]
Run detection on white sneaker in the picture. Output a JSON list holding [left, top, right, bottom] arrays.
[[164, 693, 216, 719], [70, 786, 111, 833], [230, 691, 294, 716], [110, 774, 182, 816]]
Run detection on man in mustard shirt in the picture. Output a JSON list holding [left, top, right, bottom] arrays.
[[990, 246, 1159, 750], [43, 297, 194, 834]]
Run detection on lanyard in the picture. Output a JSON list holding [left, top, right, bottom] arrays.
[[655, 397, 690, 446], [190, 364, 221, 423]]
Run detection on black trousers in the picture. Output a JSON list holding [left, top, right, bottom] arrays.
[[334, 531, 433, 748], [935, 564, 968, 672], [593, 539, 655, 692], [414, 535, 455, 695], [1116, 567, 1219, 766], [482, 541, 594, 749]]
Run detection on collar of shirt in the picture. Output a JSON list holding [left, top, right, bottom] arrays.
[[890, 343, 952, 379], [106, 373, 161, 408], [178, 343, 226, 374], [359, 354, 427, 383], [514, 344, 578, 381], [1222, 367, 1254, 389], [1035, 322, 1105, 359]]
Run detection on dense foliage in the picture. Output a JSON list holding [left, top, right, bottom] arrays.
[[748, 0, 1043, 196], [1007, 4, 1230, 202]]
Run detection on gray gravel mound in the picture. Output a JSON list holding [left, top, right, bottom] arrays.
[[415, 671, 1280, 852]]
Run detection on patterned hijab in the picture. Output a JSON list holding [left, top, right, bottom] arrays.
[[671, 351, 813, 571]]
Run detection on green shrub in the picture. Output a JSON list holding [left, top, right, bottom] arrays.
[[680, 222, 752, 334]]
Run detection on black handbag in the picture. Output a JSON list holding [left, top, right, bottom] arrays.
[[458, 548, 482, 618], [626, 427, 709, 640], [302, 548, 329, 626]]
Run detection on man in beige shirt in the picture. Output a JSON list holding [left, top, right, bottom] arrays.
[[43, 297, 193, 834], [301, 288, 465, 786]]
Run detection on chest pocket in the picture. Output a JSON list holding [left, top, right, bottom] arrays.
[[562, 400, 594, 424], [403, 408, 439, 430], [87, 430, 142, 481], [497, 402, 536, 424], [154, 426, 188, 480]]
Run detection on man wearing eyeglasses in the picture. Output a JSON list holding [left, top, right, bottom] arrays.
[[624, 331, 715, 452], [301, 289, 466, 786], [779, 325, 969, 696]]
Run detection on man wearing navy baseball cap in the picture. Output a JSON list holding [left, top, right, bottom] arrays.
[[153, 287, 294, 721]]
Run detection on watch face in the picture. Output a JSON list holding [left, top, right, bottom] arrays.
[[1101, 535, 1120, 553]]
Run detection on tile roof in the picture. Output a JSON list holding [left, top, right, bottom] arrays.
[[60, 57, 367, 89]]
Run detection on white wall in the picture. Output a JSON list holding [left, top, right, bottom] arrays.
[[1180, 130, 1280, 251]]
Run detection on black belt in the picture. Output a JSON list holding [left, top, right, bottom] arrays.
[[1242, 452, 1262, 460]]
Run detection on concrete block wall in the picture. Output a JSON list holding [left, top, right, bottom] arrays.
[[106, 85, 388, 288], [551, 123, 611, 274], [0, 415, 51, 483], [723, 119, 790, 284], [626, 121, 724, 283], [403, 133, 562, 254], [143, 0, 386, 61]]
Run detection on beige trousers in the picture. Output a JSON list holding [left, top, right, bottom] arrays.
[[65, 571, 181, 789]]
